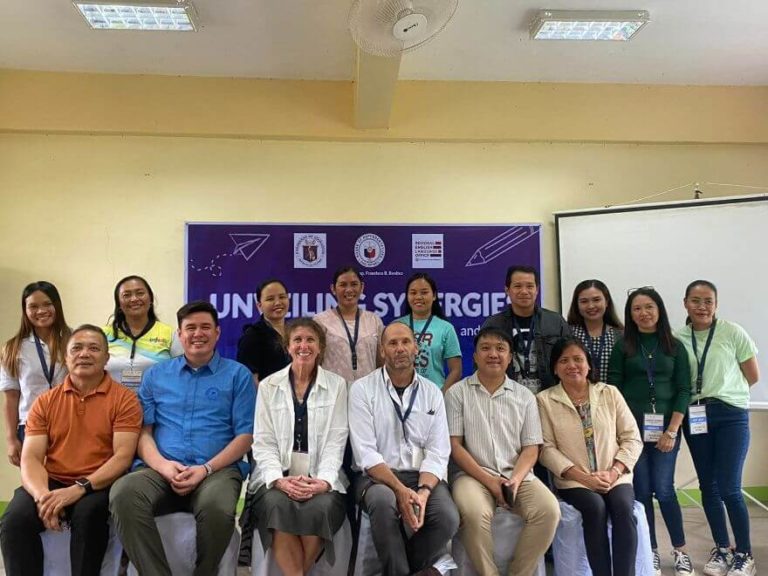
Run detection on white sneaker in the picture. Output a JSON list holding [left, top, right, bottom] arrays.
[[653, 549, 661, 576], [673, 549, 695, 575], [727, 552, 756, 576], [704, 547, 734, 576]]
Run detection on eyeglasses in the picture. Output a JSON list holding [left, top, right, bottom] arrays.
[[627, 285, 655, 296]]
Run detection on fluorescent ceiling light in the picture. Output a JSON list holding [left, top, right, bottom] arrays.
[[531, 10, 649, 41], [74, 1, 199, 31]]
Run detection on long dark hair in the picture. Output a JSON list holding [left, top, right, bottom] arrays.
[[623, 287, 676, 356], [549, 336, 595, 384], [684, 280, 718, 325], [567, 279, 623, 329], [403, 273, 445, 319], [2, 281, 71, 378], [109, 275, 158, 341]]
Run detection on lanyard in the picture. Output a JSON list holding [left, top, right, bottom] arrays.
[[33, 333, 55, 388], [336, 307, 360, 371], [639, 340, 659, 412], [691, 319, 717, 396], [408, 314, 434, 347], [384, 368, 419, 444], [584, 325, 607, 380], [512, 315, 536, 378], [121, 319, 156, 362]]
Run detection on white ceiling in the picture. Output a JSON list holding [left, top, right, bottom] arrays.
[[1, 0, 767, 85]]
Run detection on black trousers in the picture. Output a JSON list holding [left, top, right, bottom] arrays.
[[559, 483, 637, 576], [353, 471, 459, 576], [0, 481, 110, 576]]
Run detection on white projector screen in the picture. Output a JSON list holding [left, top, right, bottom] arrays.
[[555, 195, 768, 409]]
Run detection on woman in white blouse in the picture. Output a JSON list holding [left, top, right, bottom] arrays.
[[250, 317, 349, 575]]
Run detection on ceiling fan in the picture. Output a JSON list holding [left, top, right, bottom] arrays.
[[348, 0, 459, 58]]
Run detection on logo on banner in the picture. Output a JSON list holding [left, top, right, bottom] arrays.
[[294, 233, 327, 268], [412, 234, 444, 269], [354, 233, 386, 268]]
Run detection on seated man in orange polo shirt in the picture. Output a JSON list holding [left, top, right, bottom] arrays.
[[0, 324, 142, 576]]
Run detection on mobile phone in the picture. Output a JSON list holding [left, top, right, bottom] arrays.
[[502, 483, 516, 507]]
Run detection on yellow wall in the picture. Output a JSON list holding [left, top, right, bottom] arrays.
[[0, 70, 766, 499]]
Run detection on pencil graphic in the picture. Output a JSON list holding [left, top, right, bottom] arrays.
[[465, 226, 539, 267]]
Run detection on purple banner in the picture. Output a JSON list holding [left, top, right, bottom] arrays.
[[185, 223, 542, 375]]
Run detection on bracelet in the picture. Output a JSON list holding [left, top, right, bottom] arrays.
[[417, 484, 433, 493], [203, 462, 213, 476], [664, 429, 678, 439], [610, 465, 622, 477]]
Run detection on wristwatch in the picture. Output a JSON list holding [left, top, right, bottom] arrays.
[[75, 477, 94, 495], [664, 429, 678, 439]]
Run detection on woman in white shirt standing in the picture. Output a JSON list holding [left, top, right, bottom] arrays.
[[250, 318, 349, 574], [0, 281, 70, 465]]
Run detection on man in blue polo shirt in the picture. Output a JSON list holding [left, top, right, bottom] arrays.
[[110, 300, 256, 576]]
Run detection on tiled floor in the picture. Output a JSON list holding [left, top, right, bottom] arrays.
[[2, 505, 766, 575]]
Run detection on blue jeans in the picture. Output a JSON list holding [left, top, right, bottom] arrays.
[[684, 399, 751, 553], [633, 436, 686, 549]]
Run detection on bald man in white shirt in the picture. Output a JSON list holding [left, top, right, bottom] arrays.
[[349, 323, 459, 576]]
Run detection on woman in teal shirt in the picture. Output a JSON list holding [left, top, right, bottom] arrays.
[[675, 280, 759, 576], [607, 287, 693, 576], [396, 273, 462, 391]]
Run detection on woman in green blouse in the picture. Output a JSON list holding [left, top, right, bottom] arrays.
[[607, 287, 693, 576]]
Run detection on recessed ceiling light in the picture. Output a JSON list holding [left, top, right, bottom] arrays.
[[74, 1, 199, 31], [531, 10, 649, 41]]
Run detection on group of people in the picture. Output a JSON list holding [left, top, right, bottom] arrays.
[[0, 266, 758, 576]]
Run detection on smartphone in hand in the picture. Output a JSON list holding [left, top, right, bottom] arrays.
[[502, 483, 516, 507]]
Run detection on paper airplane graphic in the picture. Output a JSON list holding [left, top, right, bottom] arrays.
[[465, 226, 539, 267], [229, 233, 270, 261]]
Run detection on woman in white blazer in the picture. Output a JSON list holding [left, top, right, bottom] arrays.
[[250, 317, 349, 575]]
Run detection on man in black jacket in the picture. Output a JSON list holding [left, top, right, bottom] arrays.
[[482, 265, 571, 394]]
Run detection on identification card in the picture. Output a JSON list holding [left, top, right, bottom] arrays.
[[411, 446, 425, 469], [289, 452, 310, 477], [643, 412, 664, 443], [121, 368, 143, 386], [688, 405, 708, 435]]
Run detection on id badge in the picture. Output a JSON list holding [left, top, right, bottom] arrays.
[[411, 446, 425, 469], [121, 368, 143, 387], [289, 452, 310, 477], [643, 412, 664, 442], [688, 405, 708, 435]]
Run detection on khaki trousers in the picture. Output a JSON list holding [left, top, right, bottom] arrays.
[[452, 474, 560, 576]]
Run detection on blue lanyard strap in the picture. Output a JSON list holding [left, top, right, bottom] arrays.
[[336, 307, 360, 371], [639, 341, 659, 411], [690, 319, 717, 396], [384, 368, 419, 444], [33, 332, 56, 388], [512, 315, 535, 378], [409, 314, 434, 347]]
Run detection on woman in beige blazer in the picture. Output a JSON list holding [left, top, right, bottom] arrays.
[[537, 336, 642, 576]]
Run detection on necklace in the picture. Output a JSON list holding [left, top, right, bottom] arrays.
[[565, 388, 589, 407]]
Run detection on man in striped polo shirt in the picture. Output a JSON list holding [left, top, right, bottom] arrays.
[[445, 327, 560, 576]]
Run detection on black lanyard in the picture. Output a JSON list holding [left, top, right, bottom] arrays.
[[384, 368, 419, 444], [584, 325, 607, 380], [336, 307, 360, 371], [33, 333, 55, 388], [691, 319, 717, 396], [512, 315, 536, 378], [639, 340, 659, 411], [408, 314, 434, 347], [121, 319, 156, 362]]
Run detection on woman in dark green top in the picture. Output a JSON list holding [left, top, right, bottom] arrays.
[[607, 287, 693, 576]]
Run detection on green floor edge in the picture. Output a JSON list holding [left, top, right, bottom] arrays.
[[1, 487, 766, 517]]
